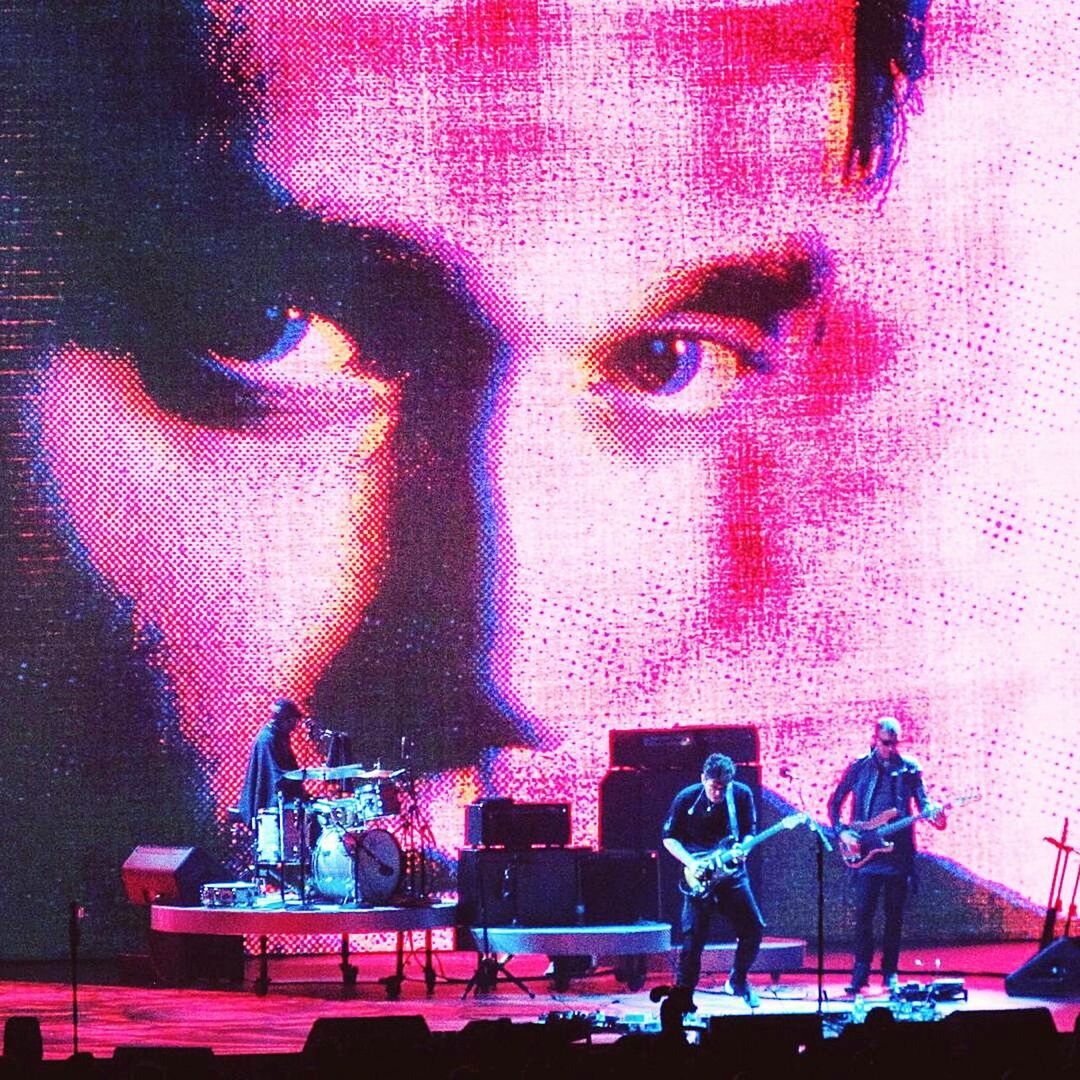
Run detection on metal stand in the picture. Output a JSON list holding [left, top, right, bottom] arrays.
[[1040, 819, 1072, 950], [781, 767, 832, 1012], [462, 952, 535, 998], [253, 793, 314, 906], [69, 902, 84, 1055], [395, 739, 438, 902], [460, 865, 534, 998]]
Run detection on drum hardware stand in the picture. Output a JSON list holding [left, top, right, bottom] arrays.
[[396, 738, 438, 903], [288, 795, 313, 908], [254, 793, 314, 907]]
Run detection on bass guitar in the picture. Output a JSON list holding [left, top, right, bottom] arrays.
[[683, 813, 808, 899], [837, 793, 979, 869]]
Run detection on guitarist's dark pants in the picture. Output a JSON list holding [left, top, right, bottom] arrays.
[[852, 870, 908, 984], [676, 877, 765, 991]]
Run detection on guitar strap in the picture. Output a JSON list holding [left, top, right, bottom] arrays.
[[863, 757, 882, 821], [726, 782, 739, 843]]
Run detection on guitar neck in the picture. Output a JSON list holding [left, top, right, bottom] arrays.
[[876, 803, 944, 839], [741, 815, 803, 853]]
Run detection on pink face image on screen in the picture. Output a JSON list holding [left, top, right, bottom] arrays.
[[27, 0, 1080, 918]]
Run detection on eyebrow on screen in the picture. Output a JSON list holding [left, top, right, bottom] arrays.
[[675, 253, 828, 337]]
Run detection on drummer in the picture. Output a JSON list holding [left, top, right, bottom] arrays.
[[237, 698, 306, 825]]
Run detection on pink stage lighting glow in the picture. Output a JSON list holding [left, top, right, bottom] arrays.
[[2, 0, 1077, 958]]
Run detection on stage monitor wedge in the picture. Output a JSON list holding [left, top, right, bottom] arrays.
[[121, 845, 229, 906], [1005, 937, 1080, 998]]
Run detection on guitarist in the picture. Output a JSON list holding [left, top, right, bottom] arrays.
[[828, 716, 943, 997], [662, 753, 765, 1009]]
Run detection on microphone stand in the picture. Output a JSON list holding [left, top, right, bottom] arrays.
[[68, 902, 84, 1057], [782, 768, 833, 1015]]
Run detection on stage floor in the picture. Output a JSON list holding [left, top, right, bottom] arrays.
[[1, 942, 1076, 1058]]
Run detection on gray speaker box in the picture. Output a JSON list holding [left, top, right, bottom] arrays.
[[121, 845, 243, 984], [1005, 937, 1080, 998], [121, 844, 227, 906]]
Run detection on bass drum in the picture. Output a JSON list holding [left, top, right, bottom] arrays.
[[311, 827, 403, 905]]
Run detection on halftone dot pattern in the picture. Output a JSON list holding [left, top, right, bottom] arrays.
[[2, 0, 1079, 961]]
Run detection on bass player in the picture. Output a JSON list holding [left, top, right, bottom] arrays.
[[828, 716, 944, 996], [662, 753, 766, 1009]]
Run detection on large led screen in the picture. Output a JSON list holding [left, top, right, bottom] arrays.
[[1, 0, 1076, 958]]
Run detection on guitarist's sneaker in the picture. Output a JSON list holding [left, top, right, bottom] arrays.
[[723, 977, 760, 1008], [843, 981, 867, 996]]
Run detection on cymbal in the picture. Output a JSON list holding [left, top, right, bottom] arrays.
[[281, 764, 405, 782], [354, 768, 406, 782]]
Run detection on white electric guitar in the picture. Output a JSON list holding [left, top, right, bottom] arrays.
[[682, 812, 809, 899]]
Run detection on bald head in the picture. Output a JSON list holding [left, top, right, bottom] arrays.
[[873, 716, 901, 763]]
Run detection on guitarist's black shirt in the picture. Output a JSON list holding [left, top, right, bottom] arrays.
[[662, 781, 758, 883]]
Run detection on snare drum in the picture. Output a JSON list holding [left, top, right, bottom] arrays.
[[315, 797, 365, 829], [354, 780, 401, 821], [311, 827, 402, 904], [255, 804, 311, 864], [200, 881, 258, 908]]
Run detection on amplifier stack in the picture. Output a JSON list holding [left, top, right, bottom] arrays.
[[458, 798, 658, 928], [599, 726, 761, 941]]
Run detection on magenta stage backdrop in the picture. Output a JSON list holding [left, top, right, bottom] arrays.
[[1, 2, 1076, 958]]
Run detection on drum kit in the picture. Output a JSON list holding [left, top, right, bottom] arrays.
[[253, 764, 409, 906]]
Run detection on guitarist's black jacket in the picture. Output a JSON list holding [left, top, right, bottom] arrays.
[[828, 751, 930, 876], [662, 781, 757, 885]]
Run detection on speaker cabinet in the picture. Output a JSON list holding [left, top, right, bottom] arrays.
[[942, 1008, 1058, 1074], [610, 726, 759, 769], [457, 847, 659, 928], [465, 800, 571, 848], [121, 845, 228, 906], [1005, 937, 1080, 998], [599, 765, 762, 942], [146, 929, 244, 986], [304, 1016, 432, 1060], [121, 845, 243, 985], [580, 850, 660, 923], [705, 1014, 822, 1069], [457, 847, 584, 926], [112, 1047, 216, 1080]]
